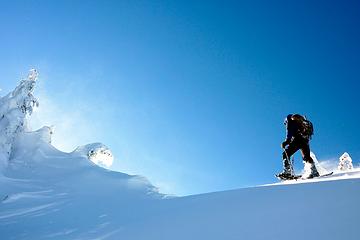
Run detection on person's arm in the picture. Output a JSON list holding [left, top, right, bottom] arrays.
[[282, 121, 294, 148]]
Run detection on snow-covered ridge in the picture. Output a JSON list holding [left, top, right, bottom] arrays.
[[1, 71, 359, 240], [0, 70, 118, 173], [0, 69, 161, 195]]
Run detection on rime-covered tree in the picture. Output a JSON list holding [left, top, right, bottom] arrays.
[[0, 69, 39, 171], [338, 152, 353, 171]]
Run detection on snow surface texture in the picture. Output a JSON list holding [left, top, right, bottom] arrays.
[[1, 71, 360, 240]]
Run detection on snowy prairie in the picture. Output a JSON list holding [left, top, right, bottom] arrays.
[[1, 72, 359, 240]]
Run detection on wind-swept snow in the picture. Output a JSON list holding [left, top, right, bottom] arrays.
[[0, 71, 359, 240]]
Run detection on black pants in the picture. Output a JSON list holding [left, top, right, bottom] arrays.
[[283, 137, 314, 163]]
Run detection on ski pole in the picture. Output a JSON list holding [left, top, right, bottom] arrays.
[[283, 148, 294, 176]]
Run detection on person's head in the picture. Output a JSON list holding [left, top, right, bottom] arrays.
[[291, 114, 305, 121]]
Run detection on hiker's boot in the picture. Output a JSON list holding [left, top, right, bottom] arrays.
[[277, 158, 294, 179], [303, 161, 320, 179]]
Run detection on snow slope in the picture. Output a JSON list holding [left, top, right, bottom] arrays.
[[1, 72, 359, 240]]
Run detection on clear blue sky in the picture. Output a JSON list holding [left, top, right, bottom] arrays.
[[1, 0, 359, 195]]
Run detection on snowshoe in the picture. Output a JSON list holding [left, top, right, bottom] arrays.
[[302, 171, 334, 179], [276, 171, 334, 181], [275, 173, 302, 181]]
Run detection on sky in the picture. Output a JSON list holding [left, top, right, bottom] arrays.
[[0, 0, 359, 196]]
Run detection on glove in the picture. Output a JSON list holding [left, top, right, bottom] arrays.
[[281, 141, 288, 149]]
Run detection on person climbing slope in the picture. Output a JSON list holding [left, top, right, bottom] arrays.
[[277, 114, 320, 180]]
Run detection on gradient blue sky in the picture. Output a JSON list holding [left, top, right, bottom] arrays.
[[1, 1, 359, 195]]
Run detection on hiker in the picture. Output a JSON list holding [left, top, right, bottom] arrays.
[[277, 114, 320, 179]]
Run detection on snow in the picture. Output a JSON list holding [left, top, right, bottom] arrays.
[[73, 143, 114, 168], [1, 71, 359, 240], [338, 152, 353, 171]]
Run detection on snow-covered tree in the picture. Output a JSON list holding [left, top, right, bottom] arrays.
[[338, 152, 353, 171], [0, 69, 39, 171]]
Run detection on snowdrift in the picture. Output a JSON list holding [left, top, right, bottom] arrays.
[[1, 71, 359, 240]]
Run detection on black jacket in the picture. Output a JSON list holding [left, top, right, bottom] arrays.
[[285, 119, 303, 143]]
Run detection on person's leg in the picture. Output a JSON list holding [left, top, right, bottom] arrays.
[[299, 140, 313, 163], [279, 139, 301, 176], [283, 139, 301, 161], [300, 140, 319, 178]]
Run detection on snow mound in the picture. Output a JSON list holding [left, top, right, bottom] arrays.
[[73, 143, 114, 168]]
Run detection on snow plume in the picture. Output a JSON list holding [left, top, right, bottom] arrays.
[[0, 69, 39, 171], [28, 85, 106, 153], [311, 152, 329, 175]]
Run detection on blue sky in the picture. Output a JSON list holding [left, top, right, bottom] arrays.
[[1, 1, 359, 195]]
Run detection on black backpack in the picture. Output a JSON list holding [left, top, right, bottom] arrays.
[[302, 118, 314, 139], [292, 114, 314, 139]]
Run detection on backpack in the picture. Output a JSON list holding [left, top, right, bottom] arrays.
[[302, 119, 314, 139], [292, 114, 314, 139]]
